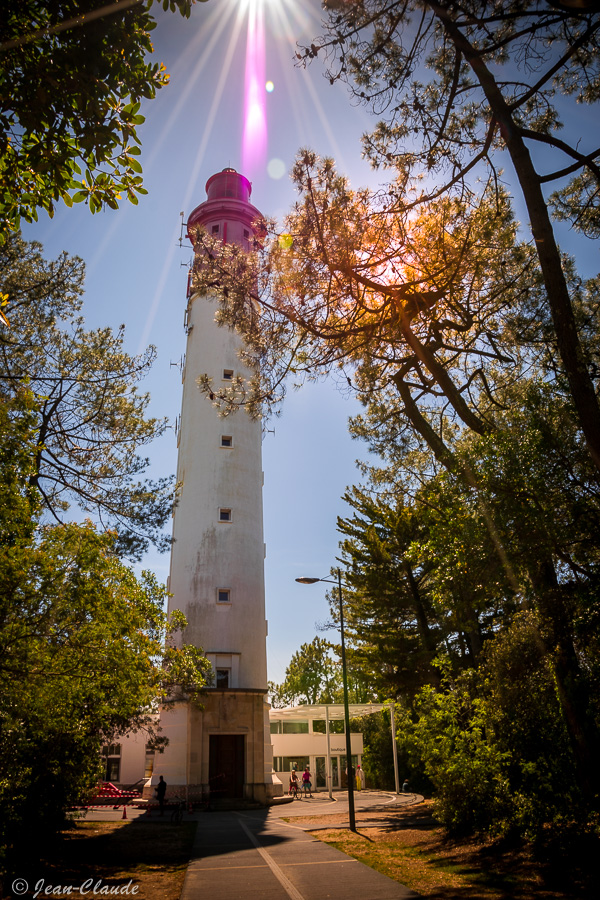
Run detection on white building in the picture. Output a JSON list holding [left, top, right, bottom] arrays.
[[269, 704, 385, 792]]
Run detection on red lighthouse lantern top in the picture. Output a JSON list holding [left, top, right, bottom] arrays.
[[205, 167, 252, 203], [187, 168, 262, 247]]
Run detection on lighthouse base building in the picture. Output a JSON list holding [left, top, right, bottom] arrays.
[[157, 693, 276, 804]]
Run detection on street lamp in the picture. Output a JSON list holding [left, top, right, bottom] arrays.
[[295, 568, 356, 833]]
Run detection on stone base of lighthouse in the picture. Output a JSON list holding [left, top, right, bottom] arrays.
[[150, 692, 282, 805]]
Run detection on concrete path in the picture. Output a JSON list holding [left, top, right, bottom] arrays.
[[180, 808, 420, 900], [267, 790, 422, 820]]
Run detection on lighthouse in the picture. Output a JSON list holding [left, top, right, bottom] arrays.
[[158, 168, 276, 803]]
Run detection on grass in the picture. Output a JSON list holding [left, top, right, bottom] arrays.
[[12, 818, 196, 900], [295, 801, 598, 900]]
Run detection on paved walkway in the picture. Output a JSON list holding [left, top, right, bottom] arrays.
[[180, 807, 420, 900], [267, 790, 421, 821]]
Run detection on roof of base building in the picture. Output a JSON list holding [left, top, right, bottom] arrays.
[[269, 703, 386, 721]]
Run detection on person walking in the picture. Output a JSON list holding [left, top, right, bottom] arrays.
[[289, 768, 300, 798], [301, 766, 312, 797]]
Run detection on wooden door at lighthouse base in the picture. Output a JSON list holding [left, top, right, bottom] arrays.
[[209, 735, 245, 798]]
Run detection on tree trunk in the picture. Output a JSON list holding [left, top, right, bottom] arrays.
[[527, 555, 600, 798], [404, 563, 442, 686], [432, 3, 600, 474]]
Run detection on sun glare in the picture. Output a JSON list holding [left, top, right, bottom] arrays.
[[240, 0, 277, 11], [242, 0, 267, 177], [138, 0, 340, 345], [241, 0, 324, 178]]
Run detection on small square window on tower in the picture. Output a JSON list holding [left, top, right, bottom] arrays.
[[216, 668, 230, 689], [219, 508, 232, 522], [221, 435, 233, 448], [217, 588, 231, 604], [211, 224, 220, 234], [243, 229, 250, 239], [222, 369, 234, 380]]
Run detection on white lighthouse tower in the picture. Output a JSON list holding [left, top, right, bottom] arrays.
[[159, 168, 276, 803]]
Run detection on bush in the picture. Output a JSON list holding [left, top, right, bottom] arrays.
[[409, 614, 584, 838]]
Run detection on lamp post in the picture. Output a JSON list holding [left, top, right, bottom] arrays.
[[295, 568, 356, 832]]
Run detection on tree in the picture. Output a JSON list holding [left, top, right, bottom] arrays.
[[0, 232, 173, 559], [0, 0, 208, 241], [340, 375, 600, 804], [336, 487, 444, 699], [335, 477, 515, 700], [311, 0, 600, 472], [336, 391, 600, 833], [192, 165, 539, 442], [0, 270, 211, 878], [359, 704, 431, 795], [269, 636, 342, 705], [0, 512, 211, 874]]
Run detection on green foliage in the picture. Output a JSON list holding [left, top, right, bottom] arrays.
[[412, 680, 514, 835], [334, 373, 600, 833], [0, 509, 211, 872], [410, 612, 581, 836], [359, 706, 424, 793], [0, 236, 212, 876], [0, 388, 40, 540], [0, 232, 173, 559], [337, 487, 447, 699], [0, 0, 201, 240], [270, 636, 342, 706]]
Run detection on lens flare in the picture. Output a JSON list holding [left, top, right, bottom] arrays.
[[267, 158, 286, 180], [242, 1, 267, 178]]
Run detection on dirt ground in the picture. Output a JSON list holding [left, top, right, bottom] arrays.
[[288, 801, 598, 900], [10, 820, 195, 900]]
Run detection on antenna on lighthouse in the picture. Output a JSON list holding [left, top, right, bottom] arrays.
[[178, 211, 186, 247]]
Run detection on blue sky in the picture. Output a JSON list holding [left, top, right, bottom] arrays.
[[22, 0, 383, 683]]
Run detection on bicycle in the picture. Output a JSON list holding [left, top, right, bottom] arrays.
[[288, 780, 301, 799], [170, 800, 185, 823]]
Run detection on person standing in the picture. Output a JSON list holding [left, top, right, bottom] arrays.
[[356, 763, 365, 791], [155, 775, 167, 815]]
